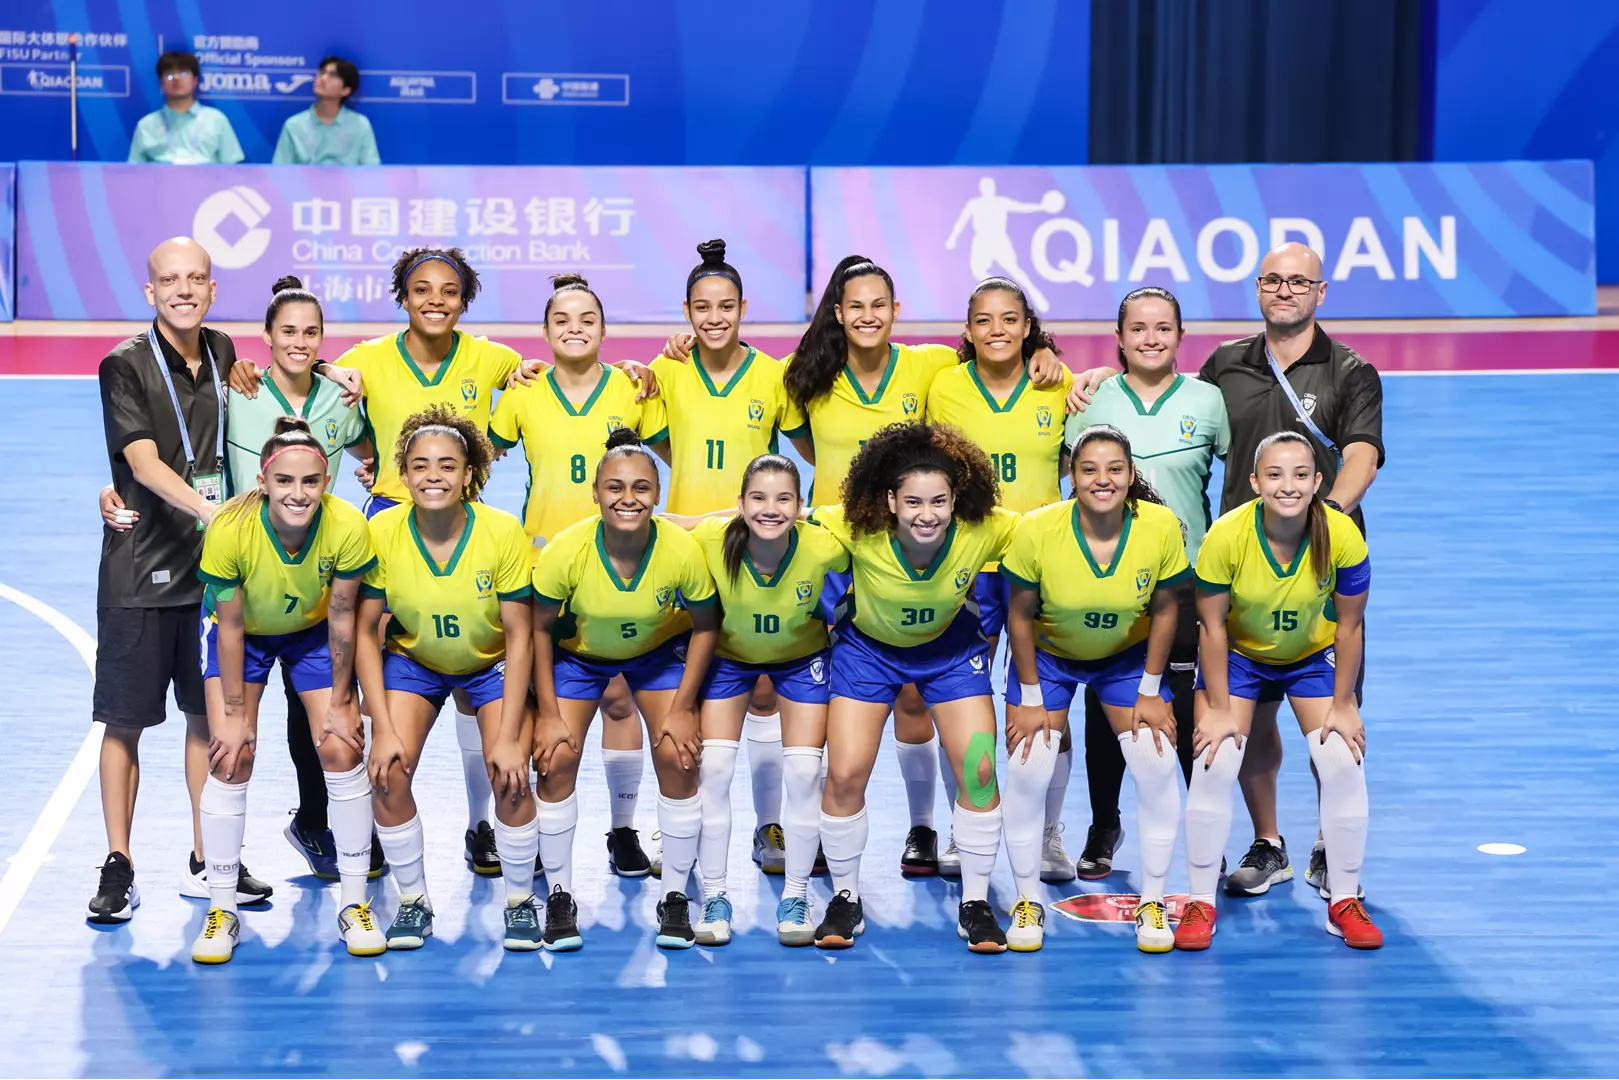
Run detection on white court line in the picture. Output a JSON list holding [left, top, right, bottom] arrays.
[[0, 582, 101, 940]]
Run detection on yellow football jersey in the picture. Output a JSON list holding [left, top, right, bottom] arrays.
[[925, 361, 1072, 513], [782, 342, 959, 506], [488, 365, 660, 554], [361, 502, 533, 675], [1195, 499, 1370, 665], [809, 504, 1017, 648], [640, 346, 793, 515], [199, 493, 375, 637], [999, 499, 1190, 662], [689, 516, 850, 664], [342, 331, 522, 502], [532, 516, 717, 662]]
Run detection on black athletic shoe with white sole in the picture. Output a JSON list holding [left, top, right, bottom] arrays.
[[87, 852, 139, 924], [180, 854, 273, 905], [607, 827, 652, 878], [814, 890, 865, 949], [464, 821, 501, 876], [900, 826, 940, 876], [1074, 822, 1123, 880], [655, 892, 696, 949], [957, 899, 1009, 954], [1224, 837, 1292, 896], [543, 886, 583, 952]]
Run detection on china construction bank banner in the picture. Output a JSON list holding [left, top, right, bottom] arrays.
[[812, 163, 1596, 319], [15, 163, 806, 321]]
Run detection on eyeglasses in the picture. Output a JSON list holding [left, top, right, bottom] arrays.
[[161, 71, 193, 82], [1256, 275, 1322, 294]]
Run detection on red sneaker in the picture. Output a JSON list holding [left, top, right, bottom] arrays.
[[1327, 898, 1383, 949], [1173, 900, 1217, 950]]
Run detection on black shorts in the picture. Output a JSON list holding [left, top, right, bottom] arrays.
[[93, 605, 207, 728]]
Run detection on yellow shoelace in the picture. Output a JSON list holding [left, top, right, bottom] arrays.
[[201, 908, 230, 938], [350, 902, 377, 932], [1136, 901, 1168, 930], [1012, 900, 1040, 928], [765, 824, 786, 849]]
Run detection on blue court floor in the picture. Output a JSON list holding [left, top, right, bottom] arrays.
[[1, 371, 1617, 1078]]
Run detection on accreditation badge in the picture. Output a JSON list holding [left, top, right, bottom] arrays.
[[192, 471, 224, 530]]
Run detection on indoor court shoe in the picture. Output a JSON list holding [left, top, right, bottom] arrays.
[[957, 899, 1009, 954], [191, 908, 240, 964], [900, 825, 940, 876], [385, 898, 434, 950], [543, 886, 583, 952], [751, 824, 787, 874], [1173, 900, 1217, 950], [695, 893, 733, 945], [87, 852, 139, 924], [1040, 822, 1076, 883], [284, 815, 339, 880], [181, 855, 274, 906], [1309, 842, 1365, 901], [1327, 898, 1383, 949], [814, 890, 865, 949], [1134, 900, 1174, 953], [1224, 837, 1291, 897], [655, 892, 697, 949], [1006, 898, 1046, 952], [776, 896, 815, 947], [502, 896, 544, 952], [464, 821, 501, 876], [608, 826, 652, 878], [937, 833, 961, 878], [1074, 822, 1123, 880], [338, 901, 386, 956]]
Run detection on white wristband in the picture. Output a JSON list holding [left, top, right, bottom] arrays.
[[1019, 682, 1044, 708], [1138, 671, 1163, 697]]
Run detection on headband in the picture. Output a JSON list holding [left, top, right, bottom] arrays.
[[404, 253, 465, 287], [262, 442, 329, 474], [690, 268, 741, 288], [405, 424, 469, 453]]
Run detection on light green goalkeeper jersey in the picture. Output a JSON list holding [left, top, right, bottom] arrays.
[[225, 371, 366, 496], [1065, 372, 1230, 564]]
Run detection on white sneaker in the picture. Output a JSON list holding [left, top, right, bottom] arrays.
[[937, 833, 962, 878], [339, 901, 387, 957], [751, 824, 786, 874], [180, 856, 273, 905], [695, 893, 733, 946], [191, 908, 240, 964], [1134, 900, 1173, 953], [1007, 898, 1045, 952], [648, 830, 663, 878], [1039, 822, 1076, 883]]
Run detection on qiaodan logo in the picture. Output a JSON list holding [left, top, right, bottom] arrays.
[[192, 186, 272, 270]]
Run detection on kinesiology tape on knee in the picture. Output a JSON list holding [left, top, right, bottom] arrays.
[[961, 731, 998, 807]]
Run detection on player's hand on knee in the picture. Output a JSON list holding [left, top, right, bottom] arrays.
[[321, 699, 365, 755], [1194, 707, 1241, 768], [1132, 694, 1175, 754], [487, 738, 532, 801], [209, 721, 256, 781], [533, 711, 578, 778], [1320, 701, 1366, 763], [368, 733, 410, 795], [659, 706, 701, 771]]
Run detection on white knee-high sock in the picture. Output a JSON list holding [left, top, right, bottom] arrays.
[[953, 802, 1002, 905], [1308, 729, 1369, 904], [745, 713, 784, 828], [536, 793, 578, 897], [657, 793, 702, 898], [780, 746, 822, 900], [376, 815, 429, 908], [325, 764, 374, 908], [493, 811, 540, 906], [895, 736, 939, 829], [698, 739, 740, 901], [601, 747, 642, 830], [1118, 732, 1181, 903], [1184, 738, 1246, 903], [455, 710, 492, 832], [936, 737, 960, 813], [200, 775, 248, 914], [1002, 734, 1058, 900], [1046, 748, 1073, 829], [819, 807, 868, 901]]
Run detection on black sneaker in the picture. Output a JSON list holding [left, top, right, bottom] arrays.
[[181, 853, 274, 905], [1307, 840, 1364, 901], [543, 885, 582, 952], [899, 825, 939, 877], [957, 899, 1008, 954], [607, 827, 651, 878], [654, 892, 696, 950], [814, 889, 865, 949], [87, 852, 139, 924], [1074, 822, 1124, 881], [1224, 837, 1292, 897], [464, 821, 501, 876], [369, 831, 388, 880]]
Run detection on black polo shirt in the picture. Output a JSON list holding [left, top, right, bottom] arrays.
[[98, 322, 236, 609], [1199, 325, 1384, 530]]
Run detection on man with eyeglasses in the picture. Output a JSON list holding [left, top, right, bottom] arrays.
[[128, 51, 244, 165]]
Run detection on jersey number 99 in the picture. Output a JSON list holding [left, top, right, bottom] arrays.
[[1082, 612, 1118, 629]]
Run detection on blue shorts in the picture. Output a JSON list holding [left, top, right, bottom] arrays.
[[200, 616, 332, 691], [830, 611, 991, 707], [553, 634, 688, 701], [973, 571, 1010, 639], [1005, 641, 1167, 712], [364, 495, 399, 519], [1197, 647, 1337, 701], [820, 569, 853, 625], [383, 650, 507, 711], [703, 650, 832, 706]]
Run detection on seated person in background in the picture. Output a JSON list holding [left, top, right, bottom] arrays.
[[128, 50, 244, 165], [273, 57, 381, 166]]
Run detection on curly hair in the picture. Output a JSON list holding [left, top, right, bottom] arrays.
[[390, 246, 481, 308], [841, 422, 999, 537], [955, 277, 1061, 365], [394, 403, 495, 503]]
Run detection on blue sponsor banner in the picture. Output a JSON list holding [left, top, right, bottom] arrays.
[[0, 61, 129, 97], [0, 164, 12, 321]]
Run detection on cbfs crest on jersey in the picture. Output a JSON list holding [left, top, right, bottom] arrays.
[[475, 569, 494, 599], [902, 392, 919, 417], [460, 378, 479, 410], [1180, 415, 1198, 441], [954, 567, 973, 591], [795, 580, 813, 605], [747, 399, 766, 427], [1036, 404, 1053, 433], [1135, 567, 1153, 595]]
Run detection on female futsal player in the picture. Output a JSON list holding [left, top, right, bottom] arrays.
[[661, 454, 849, 946], [528, 428, 720, 951], [1176, 430, 1379, 951], [190, 418, 379, 963], [1000, 424, 1189, 953], [926, 276, 1074, 885], [357, 406, 540, 952], [808, 422, 1018, 954]]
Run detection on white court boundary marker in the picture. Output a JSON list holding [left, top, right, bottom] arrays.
[[0, 582, 101, 940]]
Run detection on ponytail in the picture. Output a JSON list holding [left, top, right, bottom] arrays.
[[785, 255, 894, 413], [1252, 430, 1332, 581], [211, 417, 327, 534], [721, 454, 801, 584], [1067, 423, 1165, 516], [265, 275, 323, 331]]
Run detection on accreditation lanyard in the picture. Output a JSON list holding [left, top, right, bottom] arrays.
[[1264, 345, 1342, 467], [148, 326, 226, 520]]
